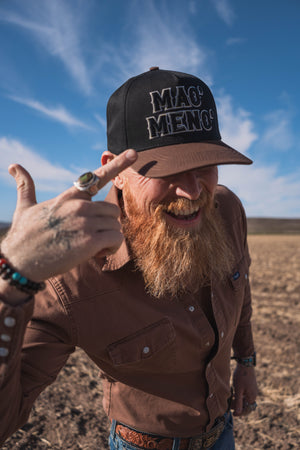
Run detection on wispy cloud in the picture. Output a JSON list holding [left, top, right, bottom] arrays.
[[8, 95, 94, 131], [94, 114, 106, 129], [107, 2, 213, 86], [188, 1, 197, 14], [261, 109, 294, 151], [91, 142, 107, 152], [216, 94, 258, 153], [211, 0, 236, 26], [215, 94, 299, 217], [0, 137, 81, 192], [219, 164, 300, 217], [226, 37, 246, 46], [0, 0, 92, 95]]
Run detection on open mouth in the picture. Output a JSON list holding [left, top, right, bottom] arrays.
[[165, 209, 200, 221], [163, 204, 201, 222]]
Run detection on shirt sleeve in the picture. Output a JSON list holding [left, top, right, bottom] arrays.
[[232, 199, 255, 358], [0, 282, 75, 445]]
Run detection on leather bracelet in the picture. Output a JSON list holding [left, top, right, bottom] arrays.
[[231, 352, 256, 367], [0, 255, 45, 295]]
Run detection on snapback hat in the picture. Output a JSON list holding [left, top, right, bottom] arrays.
[[107, 67, 252, 177]]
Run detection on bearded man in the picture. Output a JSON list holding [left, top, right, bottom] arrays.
[[0, 68, 258, 449]]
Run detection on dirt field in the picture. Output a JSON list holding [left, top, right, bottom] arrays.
[[2, 235, 300, 449]]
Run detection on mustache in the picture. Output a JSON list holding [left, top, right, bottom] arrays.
[[153, 190, 211, 215]]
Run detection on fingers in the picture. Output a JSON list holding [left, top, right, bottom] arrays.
[[93, 149, 137, 189], [51, 199, 121, 222], [232, 392, 244, 416], [233, 398, 257, 416], [80, 215, 122, 233], [68, 149, 137, 199], [244, 393, 257, 405], [94, 230, 125, 257], [90, 201, 120, 218], [232, 389, 257, 416], [9, 164, 37, 212]]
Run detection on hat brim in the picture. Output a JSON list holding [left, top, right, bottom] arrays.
[[130, 141, 253, 178]]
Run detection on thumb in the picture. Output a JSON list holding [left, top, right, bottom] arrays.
[[9, 164, 37, 211]]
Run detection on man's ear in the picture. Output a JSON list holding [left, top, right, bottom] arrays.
[[101, 150, 126, 190]]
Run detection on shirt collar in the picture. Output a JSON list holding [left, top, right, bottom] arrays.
[[101, 185, 132, 272]]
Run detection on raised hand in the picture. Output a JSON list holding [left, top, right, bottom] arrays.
[[0, 149, 137, 288]]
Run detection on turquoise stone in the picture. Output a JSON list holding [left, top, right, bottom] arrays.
[[19, 276, 28, 285], [12, 272, 21, 281]]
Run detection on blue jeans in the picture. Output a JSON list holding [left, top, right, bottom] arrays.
[[109, 411, 235, 449]]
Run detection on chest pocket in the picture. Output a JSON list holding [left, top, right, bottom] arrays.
[[107, 318, 176, 374]]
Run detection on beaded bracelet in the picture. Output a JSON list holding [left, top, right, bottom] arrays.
[[0, 256, 46, 295]]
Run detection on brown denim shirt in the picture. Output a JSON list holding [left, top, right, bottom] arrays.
[[0, 185, 254, 443]]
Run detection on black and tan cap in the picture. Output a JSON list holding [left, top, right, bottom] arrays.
[[106, 67, 252, 177]]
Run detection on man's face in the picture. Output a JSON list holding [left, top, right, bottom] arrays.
[[112, 163, 234, 299], [118, 165, 218, 229]]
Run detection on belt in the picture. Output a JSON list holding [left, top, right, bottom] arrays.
[[115, 416, 225, 450]]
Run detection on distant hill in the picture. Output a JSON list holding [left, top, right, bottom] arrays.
[[0, 219, 300, 239], [247, 218, 300, 234], [0, 222, 10, 229], [0, 223, 10, 239]]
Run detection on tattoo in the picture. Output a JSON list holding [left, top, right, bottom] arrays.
[[42, 208, 79, 250], [46, 229, 79, 250], [47, 214, 65, 230]]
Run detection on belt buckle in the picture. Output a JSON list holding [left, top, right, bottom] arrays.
[[189, 436, 215, 449], [188, 436, 203, 450], [188, 417, 225, 449]]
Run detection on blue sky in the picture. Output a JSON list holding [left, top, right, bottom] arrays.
[[0, 0, 299, 221]]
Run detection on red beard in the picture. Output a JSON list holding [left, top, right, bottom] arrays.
[[121, 185, 234, 299]]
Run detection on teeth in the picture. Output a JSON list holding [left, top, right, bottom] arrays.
[[167, 205, 199, 216]]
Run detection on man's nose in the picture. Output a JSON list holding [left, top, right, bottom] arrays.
[[174, 171, 202, 200]]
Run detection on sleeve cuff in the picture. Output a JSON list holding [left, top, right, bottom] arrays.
[[232, 323, 255, 358], [0, 296, 34, 373]]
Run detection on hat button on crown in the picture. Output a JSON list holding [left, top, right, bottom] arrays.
[[149, 66, 159, 71]]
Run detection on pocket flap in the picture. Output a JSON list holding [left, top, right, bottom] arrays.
[[107, 318, 175, 366]]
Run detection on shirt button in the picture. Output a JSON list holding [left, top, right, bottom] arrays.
[[245, 274, 248, 279], [1, 334, 11, 342], [221, 331, 224, 338], [4, 317, 16, 328], [142, 346, 150, 355], [0, 348, 9, 357], [207, 363, 211, 368], [188, 306, 195, 312], [205, 341, 210, 347], [209, 393, 214, 398]]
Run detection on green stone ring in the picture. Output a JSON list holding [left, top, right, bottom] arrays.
[[73, 171, 101, 196]]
